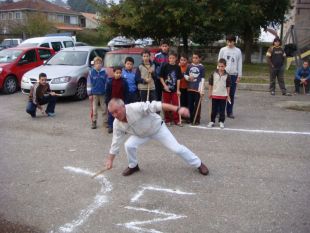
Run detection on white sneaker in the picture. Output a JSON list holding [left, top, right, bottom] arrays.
[[219, 122, 224, 129], [207, 122, 214, 128]]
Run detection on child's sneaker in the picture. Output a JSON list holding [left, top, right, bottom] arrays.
[[219, 122, 224, 129], [108, 127, 113, 134], [207, 122, 214, 128]]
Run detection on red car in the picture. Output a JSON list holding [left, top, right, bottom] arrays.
[[104, 47, 159, 77], [0, 47, 55, 94]]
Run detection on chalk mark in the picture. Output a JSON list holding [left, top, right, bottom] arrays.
[[131, 186, 195, 203], [50, 166, 112, 233], [191, 125, 310, 136], [117, 206, 186, 233], [119, 185, 195, 233]]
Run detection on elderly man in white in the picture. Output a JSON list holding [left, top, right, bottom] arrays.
[[105, 98, 209, 176]]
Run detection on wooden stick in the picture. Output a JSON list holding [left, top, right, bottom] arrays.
[[146, 73, 150, 102], [178, 95, 182, 125], [193, 96, 202, 124], [303, 83, 306, 95], [208, 98, 212, 122], [91, 167, 109, 179]]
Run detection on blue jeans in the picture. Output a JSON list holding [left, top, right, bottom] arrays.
[[227, 75, 237, 115], [26, 95, 57, 117]]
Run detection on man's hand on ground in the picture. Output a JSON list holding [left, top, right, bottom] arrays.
[[105, 154, 115, 170]]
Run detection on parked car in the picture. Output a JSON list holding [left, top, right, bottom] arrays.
[[0, 47, 55, 94], [21, 46, 109, 100], [19, 36, 74, 52], [104, 47, 159, 77], [75, 42, 89, 46], [0, 38, 23, 51]]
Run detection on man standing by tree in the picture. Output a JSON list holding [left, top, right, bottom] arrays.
[[218, 35, 242, 119]]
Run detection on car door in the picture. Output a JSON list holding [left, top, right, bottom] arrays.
[[15, 49, 39, 80], [37, 48, 53, 64]]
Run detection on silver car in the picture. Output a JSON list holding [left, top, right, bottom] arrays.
[[21, 46, 109, 100]]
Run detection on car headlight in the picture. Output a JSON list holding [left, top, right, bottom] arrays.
[[22, 76, 30, 83], [0, 68, 2, 74], [51, 76, 72, 84]]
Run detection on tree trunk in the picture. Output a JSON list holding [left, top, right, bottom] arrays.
[[182, 33, 188, 55], [244, 39, 252, 64], [243, 30, 253, 64]]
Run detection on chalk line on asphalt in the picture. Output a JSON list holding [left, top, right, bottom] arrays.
[[131, 186, 195, 203], [117, 206, 187, 233], [50, 166, 112, 233], [118, 185, 195, 233], [190, 125, 310, 136]]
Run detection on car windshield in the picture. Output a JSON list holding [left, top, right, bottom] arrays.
[[104, 54, 142, 68], [0, 49, 22, 63], [2, 40, 16, 46], [46, 51, 88, 66]]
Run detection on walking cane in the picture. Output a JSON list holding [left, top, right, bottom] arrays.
[[193, 79, 205, 124]]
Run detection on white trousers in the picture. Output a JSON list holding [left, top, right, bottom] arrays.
[[124, 123, 202, 168]]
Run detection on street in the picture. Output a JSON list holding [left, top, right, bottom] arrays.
[[0, 90, 310, 233]]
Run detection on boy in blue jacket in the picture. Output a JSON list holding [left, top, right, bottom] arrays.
[[294, 60, 310, 94], [87, 56, 108, 129], [122, 57, 140, 103]]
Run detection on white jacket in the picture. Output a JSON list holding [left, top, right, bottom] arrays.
[[109, 101, 162, 155]]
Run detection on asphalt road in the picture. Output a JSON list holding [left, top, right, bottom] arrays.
[[0, 91, 309, 233]]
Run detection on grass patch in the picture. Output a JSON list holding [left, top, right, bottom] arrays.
[[203, 63, 296, 85]]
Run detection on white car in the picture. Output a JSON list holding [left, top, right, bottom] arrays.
[[21, 46, 109, 100]]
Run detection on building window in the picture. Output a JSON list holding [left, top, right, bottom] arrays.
[[70, 16, 78, 25], [15, 12, 22, 19], [48, 14, 56, 22], [57, 14, 64, 23], [64, 15, 70, 24], [9, 12, 13, 20]]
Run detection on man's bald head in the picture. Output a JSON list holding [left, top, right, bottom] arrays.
[[108, 98, 125, 109], [108, 98, 126, 122]]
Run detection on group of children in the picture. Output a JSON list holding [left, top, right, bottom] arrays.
[[87, 45, 234, 133]]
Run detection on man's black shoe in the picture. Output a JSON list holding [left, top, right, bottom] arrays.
[[122, 165, 140, 176], [198, 163, 209, 176]]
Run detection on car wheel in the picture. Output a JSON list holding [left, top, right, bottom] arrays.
[[74, 79, 87, 100], [3, 76, 18, 94]]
